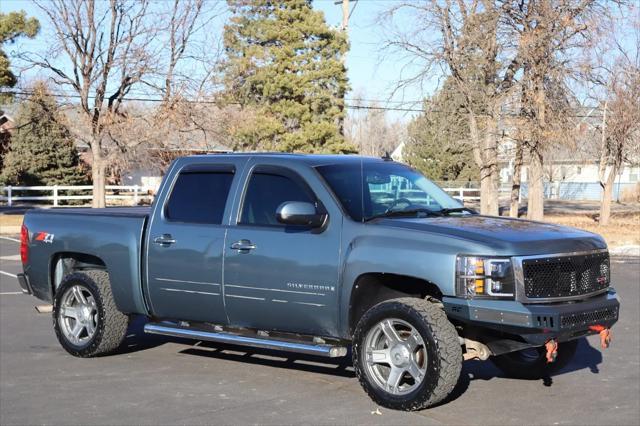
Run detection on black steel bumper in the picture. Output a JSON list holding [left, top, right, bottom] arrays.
[[17, 273, 33, 295], [443, 289, 620, 348]]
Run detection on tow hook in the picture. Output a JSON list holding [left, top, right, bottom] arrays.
[[545, 339, 558, 363], [589, 325, 612, 349]]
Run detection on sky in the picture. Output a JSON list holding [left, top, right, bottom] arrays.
[[1, 0, 427, 122], [5, 1, 635, 122]]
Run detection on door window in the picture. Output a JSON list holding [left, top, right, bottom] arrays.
[[165, 170, 234, 224], [240, 170, 315, 226]]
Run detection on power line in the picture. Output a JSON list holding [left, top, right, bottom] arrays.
[[2, 90, 427, 112], [1, 89, 604, 117]]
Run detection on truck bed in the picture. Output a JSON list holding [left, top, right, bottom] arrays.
[[23, 207, 149, 314]]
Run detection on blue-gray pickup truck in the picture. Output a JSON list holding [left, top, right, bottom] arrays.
[[18, 154, 619, 410]]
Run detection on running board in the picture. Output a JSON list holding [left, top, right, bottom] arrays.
[[144, 323, 348, 358]]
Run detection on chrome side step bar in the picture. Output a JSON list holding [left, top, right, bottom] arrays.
[[144, 323, 348, 358]]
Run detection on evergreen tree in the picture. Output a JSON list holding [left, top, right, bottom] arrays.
[[405, 79, 480, 182], [0, 84, 87, 186], [221, 0, 353, 153], [1, 11, 40, 101]]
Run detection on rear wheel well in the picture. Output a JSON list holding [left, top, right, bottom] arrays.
[[348, 273, 443, 335], [50, 253, 106, 295]]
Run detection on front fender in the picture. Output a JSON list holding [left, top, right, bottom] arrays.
[[337, 229, 490, 338]]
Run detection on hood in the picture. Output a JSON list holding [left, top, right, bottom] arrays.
[[375, 215, 606, 255]]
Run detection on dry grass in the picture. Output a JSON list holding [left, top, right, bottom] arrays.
[[0, 214, 23, 229], [545, 213, 640, 247]]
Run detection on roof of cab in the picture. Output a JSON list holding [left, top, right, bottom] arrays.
[[187, 152, 391, 167]]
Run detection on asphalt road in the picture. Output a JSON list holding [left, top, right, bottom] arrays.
[[1, 236, 639, 425]]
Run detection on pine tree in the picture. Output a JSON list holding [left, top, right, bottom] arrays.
[[1, 11, 40, 102], [0, 84, 87, 186], [221, 0, 353, 153]]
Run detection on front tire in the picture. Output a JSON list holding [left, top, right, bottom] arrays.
[[353, 298, 462, 411], [491, 339, 579, 379], [53, 270, 130, 357]]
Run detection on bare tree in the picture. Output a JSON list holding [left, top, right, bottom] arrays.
[[145, 0, 223, 104], [23, 0, 224, 206], [112, 0, 230, 179], [508, 139, 524, 217], [589, 12, 640, 225], [381, 1, 522, 216], [505, 0, 611, 220], [345, 96, 405, 157], [27, 0, 154, 207]]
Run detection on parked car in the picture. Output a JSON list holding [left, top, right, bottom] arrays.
[[18, 154, 619, 410]]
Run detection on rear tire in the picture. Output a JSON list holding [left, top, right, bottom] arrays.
[[491, 339, 579, 379], [352, 297, 462, 411], [53, 270, 130, 357]]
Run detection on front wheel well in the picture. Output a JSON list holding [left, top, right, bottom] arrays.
[[50, 252, 106, 295], [348, 273, 443, 335]]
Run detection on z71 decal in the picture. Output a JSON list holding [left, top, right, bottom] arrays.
[[35, 232, 55, 244]]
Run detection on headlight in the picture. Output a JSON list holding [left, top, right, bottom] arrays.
[[456, 256, 515, 298]]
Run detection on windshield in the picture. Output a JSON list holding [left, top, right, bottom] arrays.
[[315, 160, 466, 222]]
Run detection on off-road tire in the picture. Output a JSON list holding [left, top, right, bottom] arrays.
[[53, 270, 130, 357], [352, 297, 462, 411], [491, 339, 579, 380]]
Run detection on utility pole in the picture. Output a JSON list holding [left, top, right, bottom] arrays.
[[341, 0, 349, 31], [335, 0, 355, 63], [335, 0, 356, 31]]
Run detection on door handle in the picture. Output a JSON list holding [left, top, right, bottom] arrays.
[[230, 239, 256, 252], [153, 234, 176, 246]]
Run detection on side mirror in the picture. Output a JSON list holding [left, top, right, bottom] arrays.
[[276, 201, 326, 228]]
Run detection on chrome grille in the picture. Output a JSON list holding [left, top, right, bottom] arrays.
[[522, 252, 609, 299]]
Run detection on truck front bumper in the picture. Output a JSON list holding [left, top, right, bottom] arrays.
[[443, 289, 620, 352]]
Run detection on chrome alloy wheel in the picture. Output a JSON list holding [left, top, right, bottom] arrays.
[[363, 318, 427, 395], [58, 285, 98, 346]]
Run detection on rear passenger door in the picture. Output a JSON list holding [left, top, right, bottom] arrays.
[[145, 162, 240, 323]]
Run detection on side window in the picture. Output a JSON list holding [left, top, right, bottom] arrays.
[[240, 171, 315, 226], [165, 171, 234, 224]]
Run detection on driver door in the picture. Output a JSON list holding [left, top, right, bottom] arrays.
[[223, 163, 342, 336]]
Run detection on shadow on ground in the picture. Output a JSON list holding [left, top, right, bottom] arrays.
[[123, 315, 605, 405], [437, 337, 603, 406]]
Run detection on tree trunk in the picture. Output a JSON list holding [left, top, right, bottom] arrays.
[[527, 148, 544, 221], [599, 166, 617, 226], [91, 148, 106, 208], [509, 141, 523, 218], [471, 112, 499, 216], [484, 118, 500, 216]]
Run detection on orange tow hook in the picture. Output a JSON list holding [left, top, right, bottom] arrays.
[[545, 339, 558, 363], [589, 325, 612, 349]]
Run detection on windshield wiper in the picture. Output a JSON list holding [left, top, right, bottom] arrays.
[[364, 208, 442, 222], [437, 207, 477, 215]]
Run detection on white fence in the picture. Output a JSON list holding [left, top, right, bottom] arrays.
[[1, 184, 482, 207], [442, 187, 481, 202], [0, 185, 153, 207]]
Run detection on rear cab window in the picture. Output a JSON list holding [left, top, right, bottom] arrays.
[[165, 164, 235, 224]]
